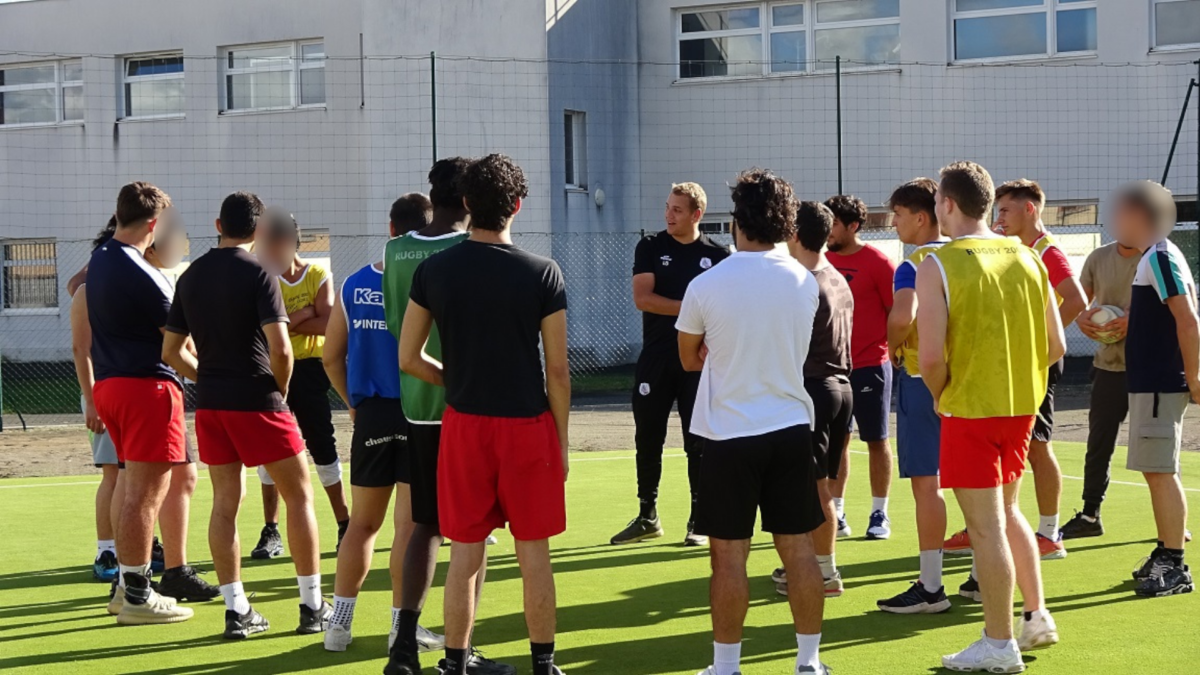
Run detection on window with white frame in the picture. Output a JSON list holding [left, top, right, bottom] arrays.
[[1041, 201, 1098, 227], [1, 239, 58, 310], [678, 1, 900, 79], [220, 40, 325, 113], [952, 0, 1097, 62], [700, 218, 733, 234], [0, 60, 82, 126], [1154, 1, 1200, 49], [122, 53, 185, 119], [564, 110, 588, 189]]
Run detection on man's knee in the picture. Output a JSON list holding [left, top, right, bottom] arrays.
[[709, 540, 749, 575]]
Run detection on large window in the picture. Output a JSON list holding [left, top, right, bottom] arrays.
[[1154, 1, 1200, 49], [122, 53, 185, 119], [678, 1, 900, 79], [953, 1, 1097, 62], [564, 110, 588, 189], [1, 239, 58, 311], [220, 40, 325, 113], [0, 60, 82, 126]]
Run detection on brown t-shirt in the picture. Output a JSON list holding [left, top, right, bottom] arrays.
[[1079, 242, 1140, 372], [805, 264, 854, 379]]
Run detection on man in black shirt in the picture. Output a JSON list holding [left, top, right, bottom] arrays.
[[163, 192, 332, 640], [612, 183, 729, 547], [392, 154, 569, 675]]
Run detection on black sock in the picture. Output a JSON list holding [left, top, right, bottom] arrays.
[[532, 641, 556, 675], [689, 497, 699, 524], [265, 522, 279, 531], [639, 499, 657, 521], [395, 609, 420, 655], [1164, 548, 1185, 565], [443, 647, 468, 674], [124, 571, 151, 605], [1023, 611, 1033, 622], [1082, 502, 1101, 519]]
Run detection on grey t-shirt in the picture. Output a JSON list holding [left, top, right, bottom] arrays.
[[1079, 242, 1141, 372]]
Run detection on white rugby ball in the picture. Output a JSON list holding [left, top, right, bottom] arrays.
[[1092, 305, 1125, 345]]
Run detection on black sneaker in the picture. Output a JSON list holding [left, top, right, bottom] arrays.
[[157, 566, 220, 602], [383, 646, 423, 675], [796, 666, 831, 675], [224, 607, 270, 639], [297, 600, 334, 634], [251, 525, 284, 560], [1133, 546, 1166, 581], [1135, 559, 1194, 598], [609, 516, 664, 545], [438, 647, 516, 675], [959, 574, 982, 602], [1059, 511, 1104, 540], [878, 581, 951, 614], [151, 536, 166, 573], [93, 550, 119, 582], [337, 520, 350, 552]]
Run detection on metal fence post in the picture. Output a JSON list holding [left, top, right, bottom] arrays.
[[431, 51, 438, 165], [836, 55, 843, 195]]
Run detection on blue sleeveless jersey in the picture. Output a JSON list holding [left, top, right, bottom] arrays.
[[341, 264, 401, 407]]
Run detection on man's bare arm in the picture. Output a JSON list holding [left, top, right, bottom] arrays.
[[915, 258, 949, 405], [888, 288, 917, 368], [1167, 293, 1200, 404], [398, 300, 444, 387], [541, 309, 571, 480], [1055, 275, 1088, 329], [69, 289, 104, 434], [1046, 289, 1067, 365], [262, 321, 294, 398], [291, 279, 334, 336], [678, 331, 706, 372], [322, 292, 354, 417], [161, 331, 200, 383], [66, 265, 88, 298], [633, 273, 682, 316]]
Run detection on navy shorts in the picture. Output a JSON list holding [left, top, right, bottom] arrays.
[[896, 369, 940, 478], [848, 364, 892, 443]]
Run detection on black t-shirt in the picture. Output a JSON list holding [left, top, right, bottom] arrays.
[[805, 265, 854, 379], [632, 231, 729, 354], [410, 240, 567, 418], [86, 241, 178, 384], [165, 247, 290, 412]]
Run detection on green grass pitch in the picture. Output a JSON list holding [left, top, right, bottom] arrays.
[[1, 440, 1198, 673]]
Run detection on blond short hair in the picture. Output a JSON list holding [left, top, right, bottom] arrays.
[[671, 182, 707, 215], [995, 178, 1046, 210]]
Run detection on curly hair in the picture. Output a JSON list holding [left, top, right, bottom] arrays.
[[92, 215, 118, 251], [939, 161, 995, 221], [428, 157, 472, 210], [887, 178, 938, 224], [796, 201, 834, 253], [730, 169, 797, 245], [824, 194, 868, 231], [458, 154, 529, 232], [218, 191, 265, 241]]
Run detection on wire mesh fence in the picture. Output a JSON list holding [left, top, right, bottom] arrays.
[[1, 52, 1199, 426]]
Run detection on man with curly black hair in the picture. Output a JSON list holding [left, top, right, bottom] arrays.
[[679, 169, 829, 675], [394, 154, 569, 675]]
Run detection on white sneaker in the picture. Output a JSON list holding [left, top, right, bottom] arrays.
[[324, 624, 352, 652], [388, 624, 446, 653], [942, 632, 1025, 673], [107, 591, 124, 616], [1017, 611, 1059, 651], [116, 590, 194, 625], [696, 667, 740, 675], [824, 571, 844, 598], [836, 515, 852, 539], [485, 535, 499, 545], [865, 510, 891, 540]]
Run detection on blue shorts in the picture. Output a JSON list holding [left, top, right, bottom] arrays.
[[896, 369, 941, 478], [848, 364, 892, 443]]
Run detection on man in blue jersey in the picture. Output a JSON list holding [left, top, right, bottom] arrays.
[[322, 193, 442, 653]]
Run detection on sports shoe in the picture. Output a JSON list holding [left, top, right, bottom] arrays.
[[865, 510, 891, 540], [1187, 530, 1193, 543], [151, 537, 165, 574], [107, 587, 124, 616], [771, 567, 787, 584], [297, 600, 334, 634], [1135, 558, 1194, 598], [1059, 511, 1103, 540], [116, 590, 194, 625], [1017, 611, 1059, 651], [93, 550, 119, 582], [942, 632, 1024, 673], [835, 515, 852, 539], [437, 647, 516, 674], [157, 566, 220, 602], [684, 521, 708, 547], [388, 624, 446, 653], [337, 520, 349, 552], [775, 571, 843, 598], [877, 581, 951, 614], [383, 647, 423, 675], [251, 525, 284, 560], [796, 666, 832, 675], [1036, 533, 1067, 561], [959, 575, 982, 602], [485, 534, 499, 545], [224, 607, 270, 639], [945, 529, 972, 556], [610, 516, 664, 545], [325, 624, 352, 651], [1133, 545, 1166, 581], [697, 668, 739, 675]]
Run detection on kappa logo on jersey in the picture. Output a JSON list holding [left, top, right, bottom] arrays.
[[700, 257, 713, 270], [353, 288, 384, 307], [660, 255, 672, 267], [353, 318, 389, 331]]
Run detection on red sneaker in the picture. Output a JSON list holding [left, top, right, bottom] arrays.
[[1037, 533, 1067, 561], [944, 529, 972, 556]]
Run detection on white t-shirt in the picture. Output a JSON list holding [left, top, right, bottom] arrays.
[[676, 247, 818, 441]]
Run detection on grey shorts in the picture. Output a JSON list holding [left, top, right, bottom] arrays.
[[1127, 392, 1190, 474], [90, 430, 197, 468]]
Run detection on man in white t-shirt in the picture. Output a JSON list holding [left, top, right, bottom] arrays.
[[678, 170, 827, 675]]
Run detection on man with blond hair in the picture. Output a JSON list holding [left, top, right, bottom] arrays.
[[612, 182, 729, 547]]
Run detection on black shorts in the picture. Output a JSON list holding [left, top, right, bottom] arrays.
[[408, 422, 442, 527], [350, 397, 410, 488], [1033, 359, 1065, 443], [806, 376, 853, 480], [848, 364, 892, 443], [694, 425, 825, 540], [287, 358, 339, 466]]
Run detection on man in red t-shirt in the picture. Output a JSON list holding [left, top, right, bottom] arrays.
[[825, 195, 897, 542]]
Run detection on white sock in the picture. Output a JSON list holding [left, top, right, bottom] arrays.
[[971, 558, 978, 579], [392, 607, 403, 633], [872, 497, 889, 515], [816, 554, 836, 578], [796, 633, 822, 671], [298, 574, 323, 611], [713, 641, 741, 675], [1038, 514, 1060, 540], [220, 581, 252, 615], [97, 540, 116, 558], [331, 595, 357, 629], [832, 498, 845, 520], [919, 549, 943, 593]]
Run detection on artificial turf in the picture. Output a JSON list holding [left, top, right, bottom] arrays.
[[1, 440, 1197, 674]]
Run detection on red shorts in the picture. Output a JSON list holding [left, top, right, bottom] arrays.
[[196, 409, 305, 468], [93, 377, 187, 463], [940, 415, 1036, 489], [438, 406, 566, 543]]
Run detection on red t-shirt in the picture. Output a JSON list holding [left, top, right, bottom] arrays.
[[826, 244, 896, 369], [1031, 234, 1074, 289]]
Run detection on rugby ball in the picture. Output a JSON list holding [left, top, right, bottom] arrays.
[[1092, 305, 1125, 345]]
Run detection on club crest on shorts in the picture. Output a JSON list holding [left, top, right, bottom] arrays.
[[700, 257, 713, 270], [639, 382, 651, 396]]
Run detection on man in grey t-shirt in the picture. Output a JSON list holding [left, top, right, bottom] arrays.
[[1059, 241, 1141, 539]]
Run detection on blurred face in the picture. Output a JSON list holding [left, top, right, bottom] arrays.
[[147, 208, 187, 269], [826, 217, 856, 253], [254, 229, 295, 277], [665, 193, 701, 237], [993, 195, 1036, 238], [1111, 199, 1156, 250], [892, 205, 928, 245]]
